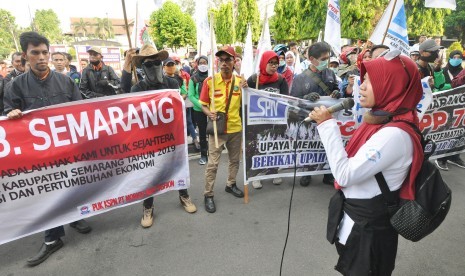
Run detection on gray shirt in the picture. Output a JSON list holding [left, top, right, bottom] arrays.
[[290, 68, 339, 99]]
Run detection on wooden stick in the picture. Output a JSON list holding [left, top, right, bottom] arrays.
[[381, 0, 398, 45], [209, 16, 219, 148], [244, 184, 249, 204], [121, 0, 138, 82]]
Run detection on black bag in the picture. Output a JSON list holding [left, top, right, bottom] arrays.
[[375, 123, 452, 242], [206, 77, 235, 136], [206, 111, 226, 135]]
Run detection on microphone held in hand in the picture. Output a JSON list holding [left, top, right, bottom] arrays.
[[304, 98, 355, 122]]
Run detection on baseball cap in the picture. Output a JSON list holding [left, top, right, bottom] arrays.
[[163, 57, 175, 65], [419, 39, 443, 52], [215, 46, 236, 58], [87, 46, 102, 54], [329, 57, 340, 64]]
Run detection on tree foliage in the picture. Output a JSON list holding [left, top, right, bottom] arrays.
[[149, 1, 196, 50], [272, 0, 298, 42], [214, 2, 235, 44], [405, 0, 450, 38], [446, 41, 463, 57], [93, 18, 114, 40], [444, 0, 465, 43], [235, 0, 260, 42], [0, 9, 20, 58], [34, 9, 63, 44], [73, 18, 92, 37], [341, 0, 387, 39], [295, 0, 326, 40]]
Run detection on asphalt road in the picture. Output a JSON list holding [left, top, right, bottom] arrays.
[[0, 150, 464, 276]]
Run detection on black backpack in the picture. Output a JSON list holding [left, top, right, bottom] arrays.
[[375, 122, 452, 242]]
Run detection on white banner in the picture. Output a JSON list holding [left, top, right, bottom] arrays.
[[425, 0, 456, 10], [370, 0, 410, 56], [0, 90, 189, 245]]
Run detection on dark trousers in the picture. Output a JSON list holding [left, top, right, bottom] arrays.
[[193, 110, 208, 157], [438, 154, 460, 162], [44, 226, 65, 242], [143, 189, 188, 208]]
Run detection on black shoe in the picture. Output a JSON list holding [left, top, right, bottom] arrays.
[[70, 219, 92, 234], [225, 184, 244, 198], [27, 239, 64, 266], [205, 196, 216, 213], [322, 174, 335, 185], [300, 175, 312, 187]]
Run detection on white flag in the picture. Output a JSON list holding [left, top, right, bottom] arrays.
[[131, 0, 155, 49], [241, 24, 254, 79], [195, 0, 211, 56], [208, 17, 217, 77], [370, 0, 410, 56], [254, 13, 272, 74], [425, 0, 456, 10], [324, 0, 341, 56]]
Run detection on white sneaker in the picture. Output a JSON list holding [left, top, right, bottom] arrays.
[[252, 180, 263, 189], [273, 177, 283, 185], [141, 206, 154, 228]]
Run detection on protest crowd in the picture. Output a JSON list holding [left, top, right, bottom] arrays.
[[0, 0, 463, 275]]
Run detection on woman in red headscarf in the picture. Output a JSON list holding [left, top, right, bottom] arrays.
[[246, 50, 289, 189], [247, 50, 289, 95], [308, 52, 423, 275]]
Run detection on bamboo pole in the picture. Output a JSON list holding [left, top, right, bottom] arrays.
[[209, 16, 219, 149], [121, 0, 138, 82], [381, 0, 398, 45]]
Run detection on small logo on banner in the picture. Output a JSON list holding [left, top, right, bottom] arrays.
[[177, 179, 186, 187], [248, 95, 288, 125], [79, 205, 91, 215]]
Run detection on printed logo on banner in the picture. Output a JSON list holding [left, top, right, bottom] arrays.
[[79, 205, 91, 215], [248, 95, 288, 125], [177, 179, 186, 187]]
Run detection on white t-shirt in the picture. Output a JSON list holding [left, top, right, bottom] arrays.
[[317, 119, 413, 244]]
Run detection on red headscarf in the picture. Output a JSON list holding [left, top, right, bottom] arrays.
[[259, 50, 279, 85], [356, 49, 370, 70], [342, 54, 424, 200]]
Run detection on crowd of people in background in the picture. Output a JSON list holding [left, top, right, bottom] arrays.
[[1, 30, 465, 269]]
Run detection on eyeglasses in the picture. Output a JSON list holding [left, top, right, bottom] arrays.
[[218, 57, 234, 63], [268, 61, 279, 66], [142, 60, 162, 68], [383, 49, 411, 88]]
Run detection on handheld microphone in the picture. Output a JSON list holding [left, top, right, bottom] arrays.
[[304, 98, 355, 122]]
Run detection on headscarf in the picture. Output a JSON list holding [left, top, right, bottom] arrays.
[[191, 55, 209, 94], [356, 49, 371, 70], [285, 51, 296, 67], [446, 50, 463, 76], [341, 55, 424, 200], [259, 50, 279, 85]]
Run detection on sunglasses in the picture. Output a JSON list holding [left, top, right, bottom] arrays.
[[142, 60, 162, 68], [383, 49, 411, 88]]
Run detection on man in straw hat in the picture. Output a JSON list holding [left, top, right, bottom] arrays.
[[129, 44, 197, 228]]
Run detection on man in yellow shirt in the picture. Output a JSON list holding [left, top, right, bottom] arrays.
[[199, 46, 245, 213]]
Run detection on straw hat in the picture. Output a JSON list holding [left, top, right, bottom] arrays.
[[132, 44, 169, 67]]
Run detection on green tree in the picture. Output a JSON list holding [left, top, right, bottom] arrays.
[[235, 0, 260, 42], [405, 0, 450, 37], [273, 0, 298, 42], [214, 2, 235, 44], [150, 1, 196, 50], [340, 1, 387, 40], [444, 0, 465, 43], [73, 18, 91, 37], [446, 41, 464, 57], [93, 18, 114, 40], [0, 9, 20, 58], [296, 0, 325, 40], [34, 9, 63, 43]]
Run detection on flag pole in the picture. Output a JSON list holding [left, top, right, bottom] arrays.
[[209, 15, 219, 149], [121, 0, 138, 82], [381, 0, 398, 45]]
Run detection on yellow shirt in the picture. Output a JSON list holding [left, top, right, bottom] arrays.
[[199, 73, 242, 133]]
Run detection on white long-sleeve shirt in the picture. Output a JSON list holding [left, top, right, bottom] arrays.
[[317, 119, 413, 244]]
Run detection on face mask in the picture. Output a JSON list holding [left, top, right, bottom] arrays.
[[142, 63, 163, 85], [90, 60, 100, 66], [279, 60, 286, 67], [315, 59, 328, 71], [198, 64, 208, 73], [449, 58, 462, 67], [420, 51, 439, 63]]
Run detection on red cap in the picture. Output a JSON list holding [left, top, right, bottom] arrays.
[[215, 46, 236, 58]]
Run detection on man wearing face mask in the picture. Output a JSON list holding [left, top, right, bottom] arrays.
[[417, 39, 450, 91], [290, 42, 340, 187], [80, 47, 120, 98], [130, 45, 197, 228]]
